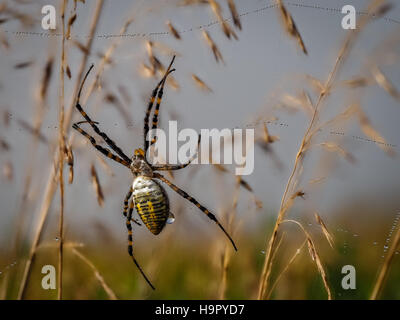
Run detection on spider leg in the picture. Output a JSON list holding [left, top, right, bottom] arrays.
[[122, 187, 142, 226], [122, 187, 133, 218], [144, 56, 176, 153], [72, 123, 130, 168], [126, 218, 155, 291], [150, 56, 176, 141], [154, 172, 237, 251], [152, 134, 201, 171], [74, 64, 131, 162], [129, 198, 142, 226]]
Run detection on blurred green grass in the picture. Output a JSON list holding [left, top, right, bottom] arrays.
[[2, 204, 400, 300]]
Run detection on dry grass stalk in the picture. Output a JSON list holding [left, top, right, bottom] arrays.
[[317, 142, 356, 164], [314, 212, 334, 248], [203, 31, 224, 63], [17, 0, 105, 300], [66, 65, 72, 79], [342, 77, 371, 88], [66, 13, 77, 39], [0, 4, 34, 26], [371, 65, 400, 101], [70, 247, 117, 300], [3, 110, 10, 127], [166, 20, 181, 39], [192, 74, 213, 92], [218, 180, 240, 299], [10, 48, 56, 276], [279, 92, 313, 116], [13, 61, 33, 69], [16, 119, 48, 144], [180, 0, 209, 5], [236, 176, 253, 193], [0, 137, 10, 151], [356, 105, 395, 156], [39, 57, 54, 102], [309, 177, 326, 185], [257, 0, 387, 300], [212, 161, 261, 208], [145, 41, 180, 90], [266, 240, 306, 299], [3, 161, 13, 181], [90, 164, 105, 207], [209, 0, 237, 40], [0, 28, 9, 50], [309, 104, 358, 138], [370, 221, 400, 299], [283, 219, 332, 299], [256, 123, 284, 171], [12, 49, 56, 262], [277, 0, 307, 54], [57, 0, 68, 300], [72, 39, 90, 55], [71, 15, 133, 122], [304, 74, 324, 93], [227, 0, 241, 30], [64, 145, 74, 184]]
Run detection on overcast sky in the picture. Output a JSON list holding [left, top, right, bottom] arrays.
[[0, 0, 399, 248]]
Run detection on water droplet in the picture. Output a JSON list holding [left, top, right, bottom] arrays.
[[261, 250, 266, 255], [167, 212, 175, 224], [384, 245, 389, 250], [373, 241, 378, 245], [55, 237, 59, 241], [353, 234, 359, 237]]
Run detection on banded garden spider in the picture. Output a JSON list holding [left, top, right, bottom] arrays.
[[72, 56, 237, 290]]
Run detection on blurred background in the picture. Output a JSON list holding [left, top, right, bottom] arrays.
[[0, 0, 399, 299]]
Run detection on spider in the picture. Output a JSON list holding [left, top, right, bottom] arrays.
[[72, 56, 237, 290]]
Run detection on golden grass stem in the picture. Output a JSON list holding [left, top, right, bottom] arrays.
[[266, 240, 306, 299], [57, 0, 67, 301], [281, 220, 332, 299], [17, 0, 104, 300], [257, 0, 385, 300], [70, 247, 117, 300], [370, 222, 400, 299]]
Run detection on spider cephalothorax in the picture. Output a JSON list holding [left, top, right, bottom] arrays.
[[130, 148, 153, 177], [72, 56, 237, 290]]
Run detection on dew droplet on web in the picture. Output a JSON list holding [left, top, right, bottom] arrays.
[[260, 250, 266, 255], [55, 237, 59, 241], [167, 217, 175, 224], [167, 212, 175, 224]]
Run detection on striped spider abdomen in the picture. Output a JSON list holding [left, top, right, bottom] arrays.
[[132, 176, 170, 235]]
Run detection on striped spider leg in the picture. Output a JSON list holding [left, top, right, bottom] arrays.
[[144, 56, 176, 154], [123, 187, 155, 290], [153, 172, 237, 251], [73, 64, 131, 163]]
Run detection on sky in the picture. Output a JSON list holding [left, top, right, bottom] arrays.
[[0, 0, 399, 248]]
